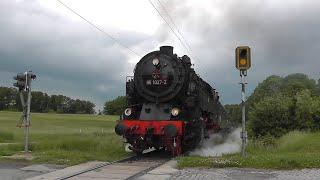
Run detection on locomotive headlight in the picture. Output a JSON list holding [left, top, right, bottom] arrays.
[[124, 108, 132, 116], [171, 107, 180, 116], [152, 58, 160, 66]]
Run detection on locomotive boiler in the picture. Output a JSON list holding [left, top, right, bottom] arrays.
[[115, 46, 226, 156]]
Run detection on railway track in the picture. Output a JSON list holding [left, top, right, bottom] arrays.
[[57, 150, 171, 180]]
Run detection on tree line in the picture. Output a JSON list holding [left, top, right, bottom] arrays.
[[103, 96, 126, 115], [225, 73, 320, 138], [0, 87, 95, 114]]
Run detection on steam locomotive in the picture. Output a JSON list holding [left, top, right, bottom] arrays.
[[115, 46, 227, 156]]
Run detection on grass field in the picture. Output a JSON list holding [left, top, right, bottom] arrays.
[[178, 131, 320, 169], [0, 111, 129, 165], [2, 111, 319, 169]]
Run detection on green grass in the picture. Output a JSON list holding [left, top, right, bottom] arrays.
[[178, 131, 320, 169], [0, 111, 129, 165], [0, 131, 14, 142]]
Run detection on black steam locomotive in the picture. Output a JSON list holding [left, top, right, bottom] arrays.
[[115, 46, 226, 155]]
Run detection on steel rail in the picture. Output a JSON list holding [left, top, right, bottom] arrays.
[[125, 159, 169, 180], [57, 155, 138, 180]]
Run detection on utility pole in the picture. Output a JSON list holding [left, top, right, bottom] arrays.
[[13, 71, 36, 153], [235, 46, 251, 157]]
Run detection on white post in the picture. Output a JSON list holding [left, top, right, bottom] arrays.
[[25, 79, 32, 153], [240, 71, 247, 157]]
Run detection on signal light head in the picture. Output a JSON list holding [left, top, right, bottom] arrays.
[[13, 71, 36, 91], [235, 46, 251, 70], [14, 73, 26, 81]]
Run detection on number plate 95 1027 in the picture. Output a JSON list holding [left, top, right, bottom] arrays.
[[146, 79, 167, 85]]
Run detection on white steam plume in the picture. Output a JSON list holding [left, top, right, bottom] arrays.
[[190, 128, 241, 157]]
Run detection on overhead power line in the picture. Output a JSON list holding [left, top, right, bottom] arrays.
[[148, 0, 191, 55], [156, 0, 193, 52], [56, 0, 141, 57]]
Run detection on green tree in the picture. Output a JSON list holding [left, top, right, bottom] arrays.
[[295, 90, 314, 130], [247, 74, 317, 108], [49, 95, 59, 111], [316, 79, 320, 95], [103, 96, 126, 115], [0, 87, 18, 110], [31, 91, 50, 112], [224, 104, 241, 125], [311, 96, 320, 130], [246, 73, 320, 137], [0, 86, 96, 114], [246, 75, 282, 108], [281, 73, 317, 96], [248, 94, 294, 138]]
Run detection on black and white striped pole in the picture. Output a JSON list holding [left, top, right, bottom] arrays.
[[235, 46, 251, 157], [13, 71, 36, 153]]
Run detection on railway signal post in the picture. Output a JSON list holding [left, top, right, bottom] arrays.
[[235, 46, 251, 157], [13, 71, 36, 153]]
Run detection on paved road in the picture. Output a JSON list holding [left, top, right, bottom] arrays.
[[0, 162, 40, 180], [0, 162, 62, 180], [3, 160, 320, 180], [170, 168, 320, 180]]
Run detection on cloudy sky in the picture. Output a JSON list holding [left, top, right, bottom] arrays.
[[1, 0, 320, 110]]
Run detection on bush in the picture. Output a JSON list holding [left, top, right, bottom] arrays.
[[248, 94, 294, 138], [295, 90, 314, 130], [245, 74, 320, 137]]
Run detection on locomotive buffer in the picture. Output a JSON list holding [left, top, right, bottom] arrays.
[[235, 46, 251, 157]]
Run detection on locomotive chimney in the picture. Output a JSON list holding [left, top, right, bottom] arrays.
[[160, 46, 173, 55]]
